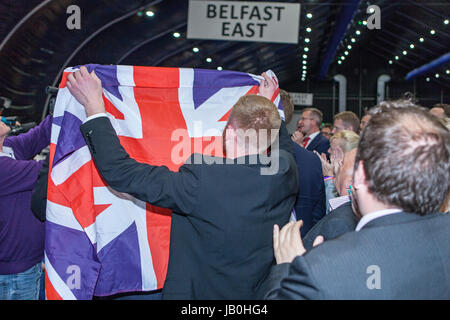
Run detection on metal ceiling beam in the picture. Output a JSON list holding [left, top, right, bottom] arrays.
[[318, 0, 362, 80], [41, 0, 166, 120], [405, 52, 450, 80]]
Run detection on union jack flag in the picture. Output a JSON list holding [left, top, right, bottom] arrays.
[[45, 64, 282, 300]]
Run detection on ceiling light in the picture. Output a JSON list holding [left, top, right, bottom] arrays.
[[206, 57, 212, 63], [347, 45, 352, 50], [338, 60, 342, 64], [369, 7, 375, 14], [410, 44, 415, 49], [444, 19, 449, 25], [303, 54, 308, 59], [419, 37, 424, 42], [430, 29, 436, 35], [395, 56, 399, 60], [344, 51, 349, 55], [355, 30, 361, 35], [302, 65, 307, 70], [302, 60, 307, 65], [173, 32, 181, 38], [304, 38, 310, 43], [402, 50, 407, 55], [304, 47, 309, 52], [217, 66, 223, 71], [435, 73, 439, 78], [341, 56, 345, 60], [426, 77, 430, 82], [306, 27, 312, 33], [145, 10, 154, 17], [389, 60, 393, 64], [306, 13, 313, 19], [446, 69, 450, 74], [363, 21, 367, 26], [351, 38, 356, 43], [192, 47, 199, 53]]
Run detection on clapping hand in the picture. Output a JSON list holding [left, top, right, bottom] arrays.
[[273, 220, 324, 264], [314, 151, 334, 177]]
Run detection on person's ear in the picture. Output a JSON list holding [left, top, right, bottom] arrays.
[[336, 146, 345, 163], [353, 160, 367, 189]]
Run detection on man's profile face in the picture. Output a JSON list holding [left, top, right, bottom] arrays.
[[297, 110, 316, 135], [360, 115, 371, 132], [430, 107, 445, 119], [331, 118, 346, 134]]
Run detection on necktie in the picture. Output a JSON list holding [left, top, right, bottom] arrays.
[[303, 136, 310, 148]]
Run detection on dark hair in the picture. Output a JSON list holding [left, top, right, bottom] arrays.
[[279, 89, 294, 124], [320, 122, 333, 129], [356, 99, 450, 215]]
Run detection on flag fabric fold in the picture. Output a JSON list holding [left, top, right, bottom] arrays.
[[45, 64, 281, 300]]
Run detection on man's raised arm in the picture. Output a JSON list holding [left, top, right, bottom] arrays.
[[67, 66, 199, 214]]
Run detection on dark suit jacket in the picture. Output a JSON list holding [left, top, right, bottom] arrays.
[[264, 212, 450, 299], [31, 152, 50, 222], [80, 117, 298, 300], [292, 143, 326, 235], [302, 202, 358, 251], [306, 132, 330, 158]]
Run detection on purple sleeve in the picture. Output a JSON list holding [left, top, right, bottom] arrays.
[[0, 157, 43, 196], [4, 115, 52, 160]]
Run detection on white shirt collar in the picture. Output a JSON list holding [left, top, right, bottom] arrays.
[[305, 131, 320, 147], [355, 208, 402, 231]]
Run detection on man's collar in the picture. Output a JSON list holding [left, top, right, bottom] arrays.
[[307, 130, 320, 140], [355, 208, 402, 231]]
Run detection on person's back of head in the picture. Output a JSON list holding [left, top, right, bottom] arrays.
[[356, 99, 450, 215], [279, 89, 294, 125], [333, 111, 360, 134], [224, 95, 281, 157]]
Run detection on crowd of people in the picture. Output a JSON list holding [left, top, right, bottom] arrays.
[[0, 67, 449, 300]]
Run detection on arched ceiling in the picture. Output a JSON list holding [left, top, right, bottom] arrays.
[[0, 0, 448, 122]]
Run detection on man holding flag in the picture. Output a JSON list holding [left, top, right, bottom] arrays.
[[66, 66, 298, 299]]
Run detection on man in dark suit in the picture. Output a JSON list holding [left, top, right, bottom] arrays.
[[302, 148, 360, 251], [265, 100, 450, 299], [280, 90, 325, 235], [67, 68, 298, 300], [296, 108, 330, 158]]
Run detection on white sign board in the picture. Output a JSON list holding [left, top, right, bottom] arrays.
[[187, 0, 300, 44], [289, 92, 313, 106]]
